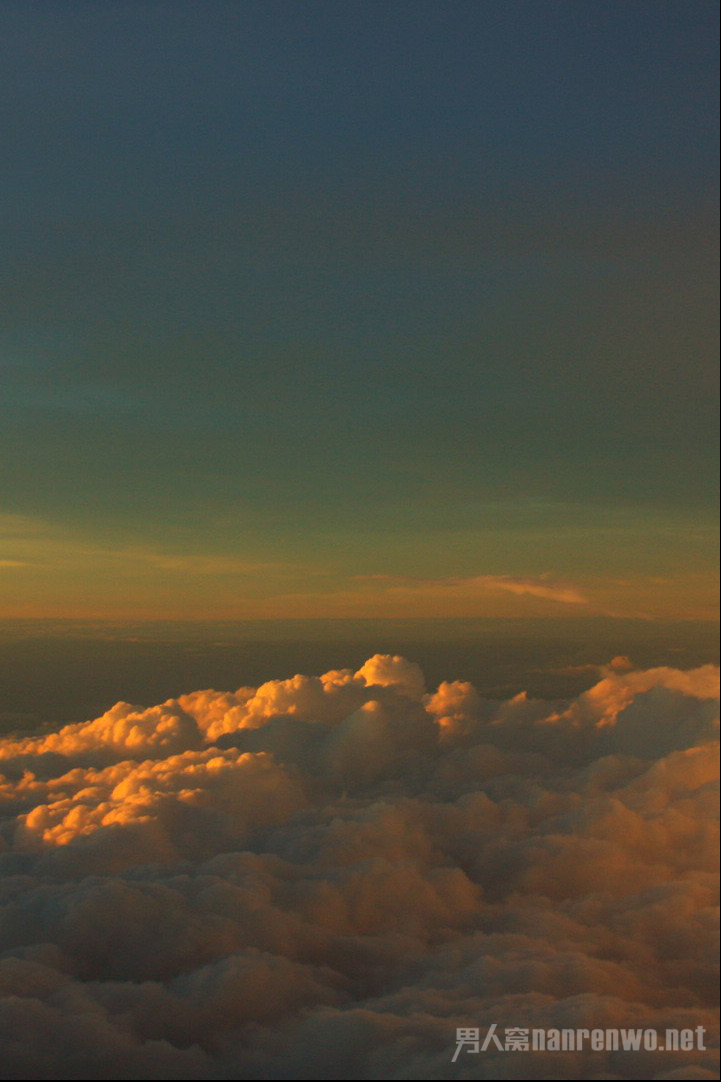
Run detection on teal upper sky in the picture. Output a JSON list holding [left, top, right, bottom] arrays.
[[0, 1, 718, 617]]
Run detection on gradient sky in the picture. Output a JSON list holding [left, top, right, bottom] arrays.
[[1, 0, 718, 619]]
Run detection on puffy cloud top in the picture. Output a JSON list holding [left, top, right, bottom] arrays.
[[0, 655, 718, 1078]]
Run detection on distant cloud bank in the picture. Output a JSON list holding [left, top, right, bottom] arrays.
[[0, 655, 718, 1078]]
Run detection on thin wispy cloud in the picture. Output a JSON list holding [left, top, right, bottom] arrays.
[[357, 572, 588, 605]]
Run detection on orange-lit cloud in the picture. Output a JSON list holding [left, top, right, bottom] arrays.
[[0, 656, 717, 1077], [358, 572, 588, 604]]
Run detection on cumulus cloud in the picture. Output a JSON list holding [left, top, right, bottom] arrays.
[[0, 655, 717, 1079]]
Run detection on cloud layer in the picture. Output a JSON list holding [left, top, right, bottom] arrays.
[[0, 655, 718, 1079]]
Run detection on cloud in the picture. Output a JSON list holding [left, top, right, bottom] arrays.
[[0, 655, 717, 1078], [473, 574, 588, 604], [357, 572, 588, 606]]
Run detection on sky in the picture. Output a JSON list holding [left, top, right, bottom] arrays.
[[0, 0, 718, 620], [0, 9, 718, 1077]]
